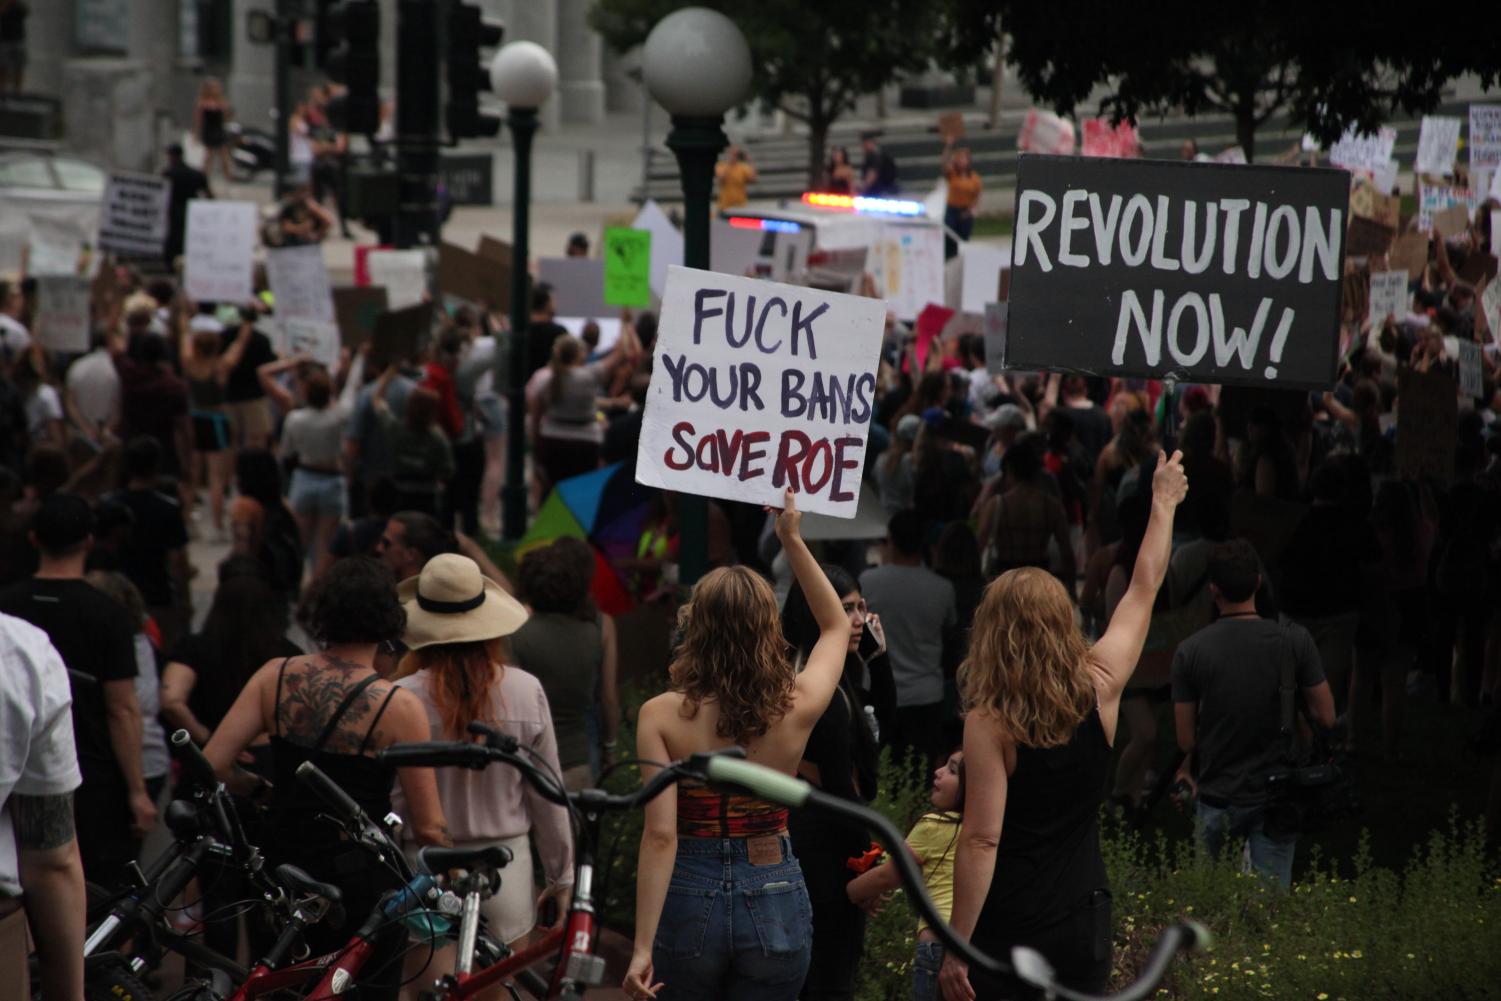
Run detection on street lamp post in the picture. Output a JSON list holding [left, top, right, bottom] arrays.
[[642, 7, 753, 587], [491, 42, 558, 542]]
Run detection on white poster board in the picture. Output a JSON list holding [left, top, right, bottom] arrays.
[[1469, 105, 1501, 171], [636, 265, 886, 517], [283, 318, 341, 370], [28, 216, 91, 277], [1482, 280, 1501, 350], [538, 257, 610, 319], [630, 200, 684, 298], [1416, 116, 1462, 176], [959, 243, 1009, 314], [709, 220, 765, 278], [983, 302, 1008, 375], [367, 249, 428, 309], [34, 276, 91, 353], [266, 244, 335, 325], [98, 171, 170, 257], [1371, 159, 1398, 195], [876, 223, 945, 321], [1418, 183, 1477, 233], [1458, 340, 1482, 399], [1213, 146, 1248, 165], [557, 316, 623, 354], [1368, 270, 1409, 324], [183, 200, 257, 304], [1328, 126, 1396, 175]]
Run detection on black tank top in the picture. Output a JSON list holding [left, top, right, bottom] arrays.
[[974, 708, 1111, 941]]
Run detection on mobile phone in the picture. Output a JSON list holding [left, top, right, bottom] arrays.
[[857, 617, 881, 661]]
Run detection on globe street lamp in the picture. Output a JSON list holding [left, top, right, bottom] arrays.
[[491, 41, 558, 541], [642, 7, 753, 586]]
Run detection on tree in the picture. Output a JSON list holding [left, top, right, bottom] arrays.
[[938, 1, 1501, 162], [591, 0, 945, 188]]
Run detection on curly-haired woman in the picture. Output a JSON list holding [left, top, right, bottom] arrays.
[[205, 557, 448, 994], [938, 452, 1187, 1001], [624, 489, 850, 1001]]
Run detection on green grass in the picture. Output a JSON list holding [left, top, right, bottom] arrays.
[[970, 214, 1014, 238]]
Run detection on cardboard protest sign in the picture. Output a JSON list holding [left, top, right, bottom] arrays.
[[478, 235, 512, 266], [1416, 116, 1462, 176], [34, 276, 91, 353], [1328, 126, 1396, 175], [1349, 181, 1399, 229], [1081, 118, 1140, 159], [876, 223, 944, 321], [367, 249, 427, 309], [983, 303, 1008, 374], [635, 266, 886, 517], [1431, 203, 1471, 239], [603, 228, 652, 308], [938, 112, 965, 142], [631, 200, 685, 298], [438, 242, 508, 310], [1470, 105, 1501, 170], [370, 301, 432, 369], [1006, 155, 1348, 390], [1346, 215, 1394, 258], [265, 244, 335, 324], [97, 171, 169, 257], [284, 318, 341, 369], [1396, 367, 1457, 482], [1018, 109, 1076, 155], [183, 200, 256, 304], [1389, 232, 1429, 280], [539, 257, 609, 319], [1368, 270, 1409, 324], [332, 286, 387, 348], [1457, 340, 1482, 399], [1457, 251, 1498, 288]]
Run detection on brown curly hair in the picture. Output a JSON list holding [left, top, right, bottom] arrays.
[[958, 567, 1095, 748], [670, 566, 795, 745]]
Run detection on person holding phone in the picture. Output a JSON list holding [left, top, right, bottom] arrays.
[[780, 564, 892, 1001]]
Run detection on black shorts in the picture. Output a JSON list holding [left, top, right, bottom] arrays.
[[193, 410, 230, 452]]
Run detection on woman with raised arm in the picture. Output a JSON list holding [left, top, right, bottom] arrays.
[[939, 451, 1189, 1001], [625, 488, 851, 1001]]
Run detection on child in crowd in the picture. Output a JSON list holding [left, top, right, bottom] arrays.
[[846, 749, 966, 1001]]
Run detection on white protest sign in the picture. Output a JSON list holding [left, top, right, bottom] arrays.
[[1213, 146, 1248, 165], [98, 171, 170, 257], [1458, 340, 1482, 399], [34, 276, 91, 353], [876, 223, 945, 321], [538, 257, 609, 319], [709, 220, 764, 278], [28, 216, 89, 276], [266, 244, 336, 324], [983, 302, 1008, 375], [959, 243, 1009, 314], [283, 318, 341, 370], [367, 249, 428, 309], [1416, 116, 1462, 176], [1329, 126, 1396, 175], [1482, 281, 1501, 350], [1017, 109, 1076, 155], [1368, 270, 1409, 324], [1469, 105, 1501, 170], [183, 200, 257, 304], [557, 316, 623, 354], [1371, 159, 1398, 195], [1418, 182, 1476, 233], [631, 200, 685, 298], [636, 266, 886, 517]]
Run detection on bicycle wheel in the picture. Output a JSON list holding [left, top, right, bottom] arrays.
[[84, 952, 154, 1001]]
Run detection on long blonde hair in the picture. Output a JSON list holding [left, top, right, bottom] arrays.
[[958, 568, 1094, 748], [670, 566, 795, 745]]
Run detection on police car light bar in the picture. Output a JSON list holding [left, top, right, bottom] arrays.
[[801, 192, 925, 216], [727, 216, 802, 233]]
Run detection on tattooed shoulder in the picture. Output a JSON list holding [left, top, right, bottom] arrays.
[[9, 792, 76, 851]]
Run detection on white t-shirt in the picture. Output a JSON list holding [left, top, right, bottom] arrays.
[[66, 349, 122, 431], [132, 633, 170, 782], [24, 384, 63, 443], [0, 613, 83, 897]]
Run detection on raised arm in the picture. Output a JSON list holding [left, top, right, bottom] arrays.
[[779, 489, 851, 722], [256, 354, 305, 412], [1089, 450, 1188, 703]]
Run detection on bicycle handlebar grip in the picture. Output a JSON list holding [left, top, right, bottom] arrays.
[[376, 742, 490, 768], [466, 720, 520, 753], [170, 729, 220, 790], [295, 760, 364, 823], [704, 757, 811, 808]]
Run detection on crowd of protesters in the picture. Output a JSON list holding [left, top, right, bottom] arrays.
[[2, 154, 1501, 1001]]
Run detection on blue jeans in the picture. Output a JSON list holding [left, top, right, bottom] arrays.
[[912, 939, 945, 1001], [653, 836, 812, 1001], [1197, 800, 1296, 888]]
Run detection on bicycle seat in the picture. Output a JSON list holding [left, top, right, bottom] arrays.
[[418, 844, 514, 874], [274, 864, 343, 904]]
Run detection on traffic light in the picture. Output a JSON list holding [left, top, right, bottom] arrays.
[[325, 0, 381, 135], [444, 1, 504, 139]]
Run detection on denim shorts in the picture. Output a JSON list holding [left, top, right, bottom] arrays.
[[912, 939, 945, 1001], [289, 467, 346, 519], [653, 835, 812, 1001]]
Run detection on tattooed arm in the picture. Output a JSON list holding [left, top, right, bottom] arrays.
[[12, 792, 85, 1001]]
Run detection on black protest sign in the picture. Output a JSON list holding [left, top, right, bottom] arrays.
[[333, 285, 388, 348], [370, 301, 432, 370], [1006, 155, 1349, 390]]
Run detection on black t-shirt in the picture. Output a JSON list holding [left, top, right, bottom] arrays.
[[526, 320, 569, 378], [0, 577, 137, 782], [1171, 618, 1325, 805], [220, 327, 277, 402], [861, 150, 898, 194], [1065, 401, 1114, 465], [105, 487, 190, 606], [163, 163, 211, 237]]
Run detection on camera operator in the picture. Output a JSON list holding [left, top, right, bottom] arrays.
[[1171, 539, 1335, 887]]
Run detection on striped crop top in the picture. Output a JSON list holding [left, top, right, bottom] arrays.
[[676, 781, 789, 838]]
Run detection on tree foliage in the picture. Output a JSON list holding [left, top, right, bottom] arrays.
[[590, 0, 946, 186], [938, 1, 1501, 161]]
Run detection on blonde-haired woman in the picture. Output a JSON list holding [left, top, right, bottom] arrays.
[[625, 489, 849, 1001], [939, 451, 1188, 1001]]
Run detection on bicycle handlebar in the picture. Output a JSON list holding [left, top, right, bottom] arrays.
[[169, 730, 251, 859]]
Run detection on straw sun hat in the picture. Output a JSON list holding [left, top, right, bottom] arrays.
[[397, 554, 528, 650]]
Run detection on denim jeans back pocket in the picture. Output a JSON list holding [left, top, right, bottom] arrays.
[[741, 879, 811, 956], [656, 884, 719, 959]]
